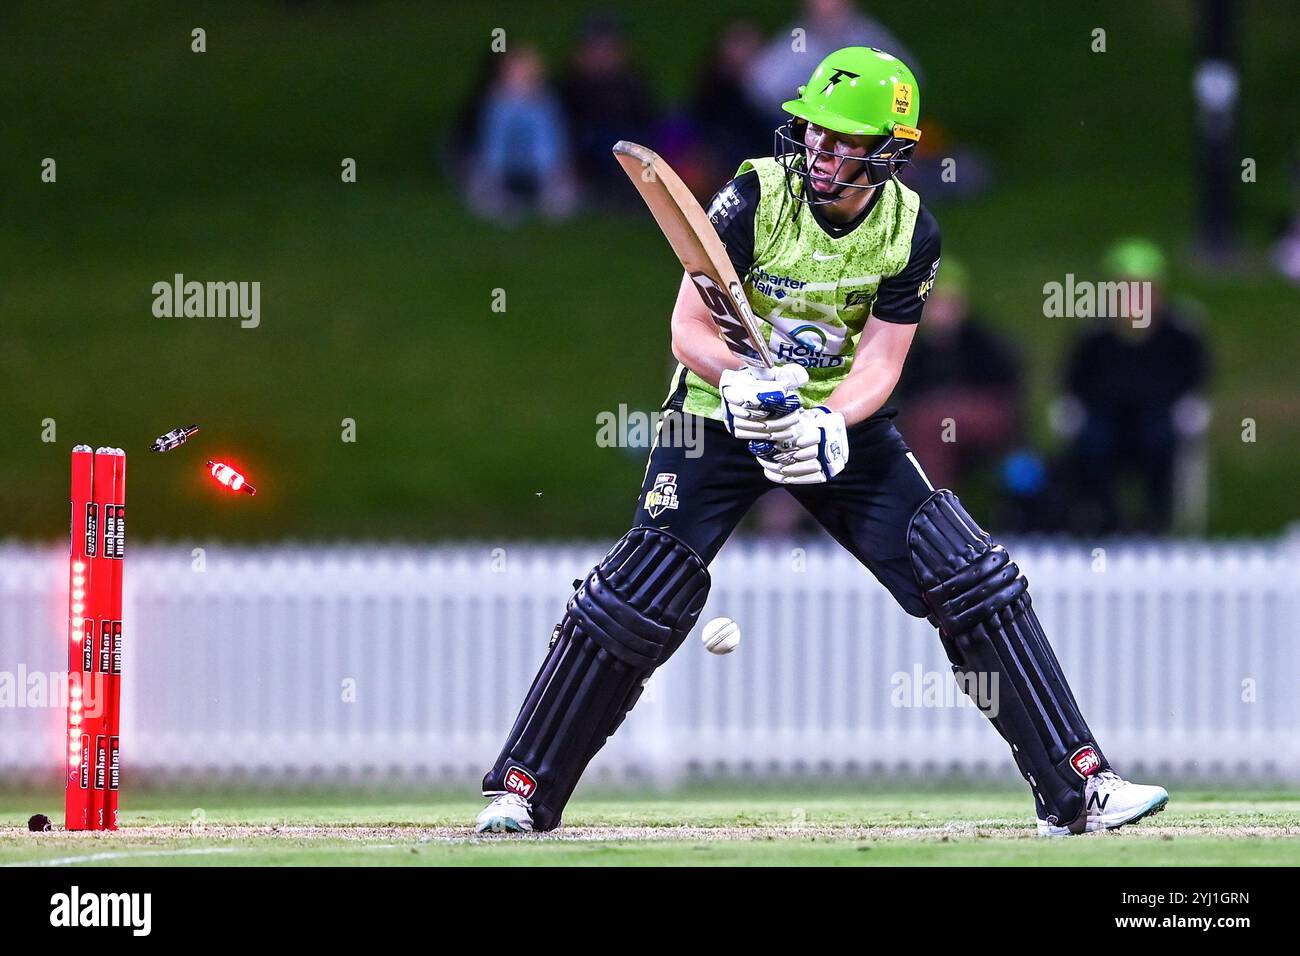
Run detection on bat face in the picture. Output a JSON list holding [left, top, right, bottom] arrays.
[[687, 271, 770, 367], [613, 141, 773, 368]]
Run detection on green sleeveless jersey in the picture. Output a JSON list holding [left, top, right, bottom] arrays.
[[668, 158, 922, 419]]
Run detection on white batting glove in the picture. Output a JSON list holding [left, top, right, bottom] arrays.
[[750, 406, 849, 484], [719, 364, 808, 443]]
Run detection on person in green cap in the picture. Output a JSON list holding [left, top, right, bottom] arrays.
[[476, 47, 1168, 838], [1061, 238, 1209, 533]]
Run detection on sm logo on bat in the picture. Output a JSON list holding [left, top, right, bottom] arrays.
[[689, 271, 765, 364]]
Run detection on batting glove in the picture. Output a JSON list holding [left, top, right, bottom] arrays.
[[719, 364, 808, 443], [750, 406, 849, 484]]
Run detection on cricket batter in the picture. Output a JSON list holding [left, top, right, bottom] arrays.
[[477, 48, 1168, 836]]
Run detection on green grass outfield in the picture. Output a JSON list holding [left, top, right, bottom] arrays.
[[4, 2, 1299, 540], [2, 787, 1296, 866]]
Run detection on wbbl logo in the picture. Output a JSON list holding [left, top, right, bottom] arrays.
[[644, 473, 680, 519]]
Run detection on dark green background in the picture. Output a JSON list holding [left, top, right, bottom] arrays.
[[3, 1, 1297, 541]]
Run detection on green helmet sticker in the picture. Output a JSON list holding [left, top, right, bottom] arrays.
[[782, 47, 921, 139]]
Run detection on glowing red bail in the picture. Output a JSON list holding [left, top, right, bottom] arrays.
[[205, 460, 256, 496]]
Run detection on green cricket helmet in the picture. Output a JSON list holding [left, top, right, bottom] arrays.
[[774, 47, 923, 203]]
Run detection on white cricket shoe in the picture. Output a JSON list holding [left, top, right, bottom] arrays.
[[1038, 771, 1168, 836], [475, 792, 534, 833]]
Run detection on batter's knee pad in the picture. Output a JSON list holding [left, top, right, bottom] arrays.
[[482, 526, 709, 831], [909, 490, 1107, 829]]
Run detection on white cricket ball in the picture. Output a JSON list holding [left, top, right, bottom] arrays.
[[701, 616, 741, 655]]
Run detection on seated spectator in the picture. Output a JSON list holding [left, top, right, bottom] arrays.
[[746, 0, 920, 125], [686, 21, 771, 192], [1272, 142, 1300, 284], [558, 14, 659, 209], [466, 45, 576, 224], [895, 258, 1023, 490], [1056, 239, 1211, 534], [446, 53, 505, 179]]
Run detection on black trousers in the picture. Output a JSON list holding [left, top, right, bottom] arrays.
[[633, 411, 935, 616]]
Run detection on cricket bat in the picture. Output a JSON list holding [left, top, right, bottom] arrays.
[[613, 141, 773, 368]]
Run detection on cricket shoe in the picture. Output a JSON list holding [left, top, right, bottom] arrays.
[[1037, 771, 1168, 836], [475, 792, 533, 833]]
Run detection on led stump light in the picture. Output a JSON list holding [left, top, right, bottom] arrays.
[[205, 460, 256, 495], [65, 445, 125, 831]]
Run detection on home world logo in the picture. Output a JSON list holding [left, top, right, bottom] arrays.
[[49, 886, 151, 936], [771, 322, 846, 369]]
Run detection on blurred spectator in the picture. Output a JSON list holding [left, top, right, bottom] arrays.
[[558, 14, 659, 208], [467, 45, 576, 223], [896, 117, 993, 203], [746, 0, 920, 124], [1272, 143, 1300, 284], [1275, 215, 1300, 283], [686, 21, 771, 189], [447, 53, 503, 177], [895, 259, 1023, 491], [1055, 239, 1211, 535], [994, 449, 1071, 535]]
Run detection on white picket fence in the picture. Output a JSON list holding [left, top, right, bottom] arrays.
[[1, 536, 1297, 784]]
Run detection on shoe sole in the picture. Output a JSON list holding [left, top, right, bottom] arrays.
[[475, 816, 529, 834], [1101, 791, 1169, 832]]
